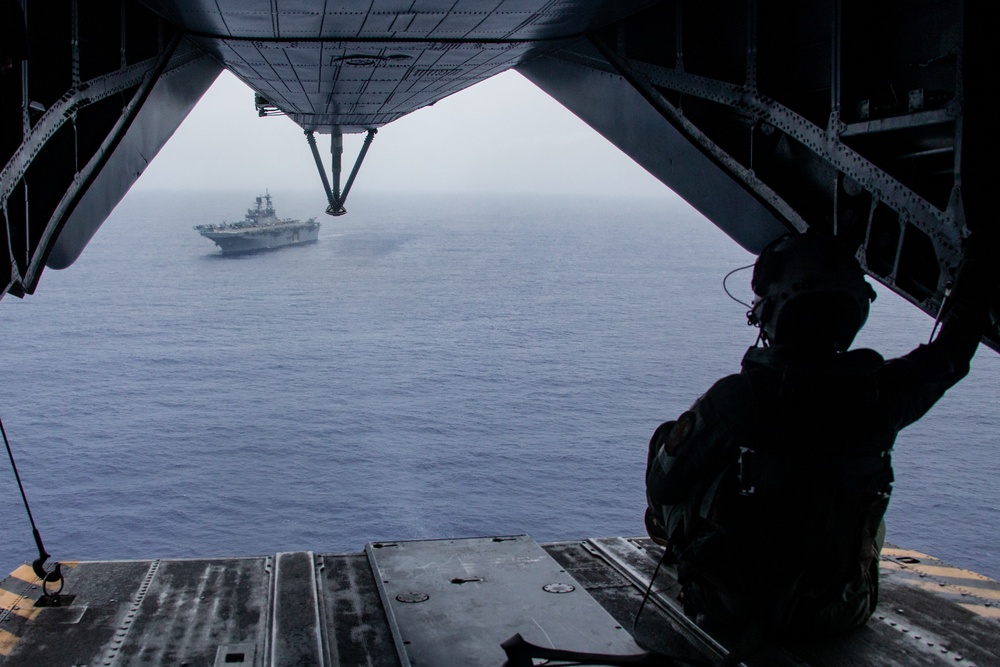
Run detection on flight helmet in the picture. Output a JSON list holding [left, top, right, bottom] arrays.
[[750, 232, 876, 351]]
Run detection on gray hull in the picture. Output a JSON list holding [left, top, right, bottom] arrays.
[[200, 221, 320, 254]]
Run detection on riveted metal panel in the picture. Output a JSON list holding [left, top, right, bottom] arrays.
[[367, 535, 642, 666]]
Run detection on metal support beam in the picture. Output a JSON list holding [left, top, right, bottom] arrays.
[[306, 130, 336, 212], [611, 54, 958, 247], [331, 133, 343, 204], [1, 55, 173, 205], [340, 130, 376, 209], [305, 129, 377, 217], [590, 35, 807, 236]]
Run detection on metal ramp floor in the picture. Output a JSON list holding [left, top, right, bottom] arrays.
[[2, 535, 998, 666]]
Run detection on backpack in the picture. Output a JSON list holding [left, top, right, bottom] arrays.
[[645, 354, 893, 636]]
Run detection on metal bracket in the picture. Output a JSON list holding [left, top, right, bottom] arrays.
[[306, 129, 377, 217]]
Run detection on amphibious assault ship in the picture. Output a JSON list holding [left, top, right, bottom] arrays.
[[2, 1, 999, 666], [194, 193, 319, 254]]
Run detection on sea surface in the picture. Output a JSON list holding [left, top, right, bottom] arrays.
[[1, 190, 997, 581]]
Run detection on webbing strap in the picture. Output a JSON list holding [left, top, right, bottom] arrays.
[[501, 633, 708, 667]]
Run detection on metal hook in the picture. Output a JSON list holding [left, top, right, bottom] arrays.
[[41, 563, 65, 597]]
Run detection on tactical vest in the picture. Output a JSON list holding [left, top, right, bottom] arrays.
[[646, 347, 893, 635]]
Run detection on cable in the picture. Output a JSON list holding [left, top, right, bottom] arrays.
[[631, 545, 671, 645], [1, 414, 43, 543], [1, 413, 60, 585], [722, 264, 755, 309]]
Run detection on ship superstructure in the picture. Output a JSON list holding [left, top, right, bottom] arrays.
[[194, 193, 320, 254]]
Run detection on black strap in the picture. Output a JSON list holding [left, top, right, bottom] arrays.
[[501, 633, 709, 667], [1, 414, 62, 587]]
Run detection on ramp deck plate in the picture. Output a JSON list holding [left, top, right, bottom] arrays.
[[2, 536, 998, 666]]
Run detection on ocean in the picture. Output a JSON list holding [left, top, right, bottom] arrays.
[[1, 190, 997, 581]]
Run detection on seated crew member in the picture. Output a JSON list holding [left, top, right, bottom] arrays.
[[645, 231, 994, 637]]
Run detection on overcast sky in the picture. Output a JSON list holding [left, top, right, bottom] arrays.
[[136, 69, 677, 199]]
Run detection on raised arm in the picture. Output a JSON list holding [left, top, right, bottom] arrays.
[[880, 237, 998, 431]]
